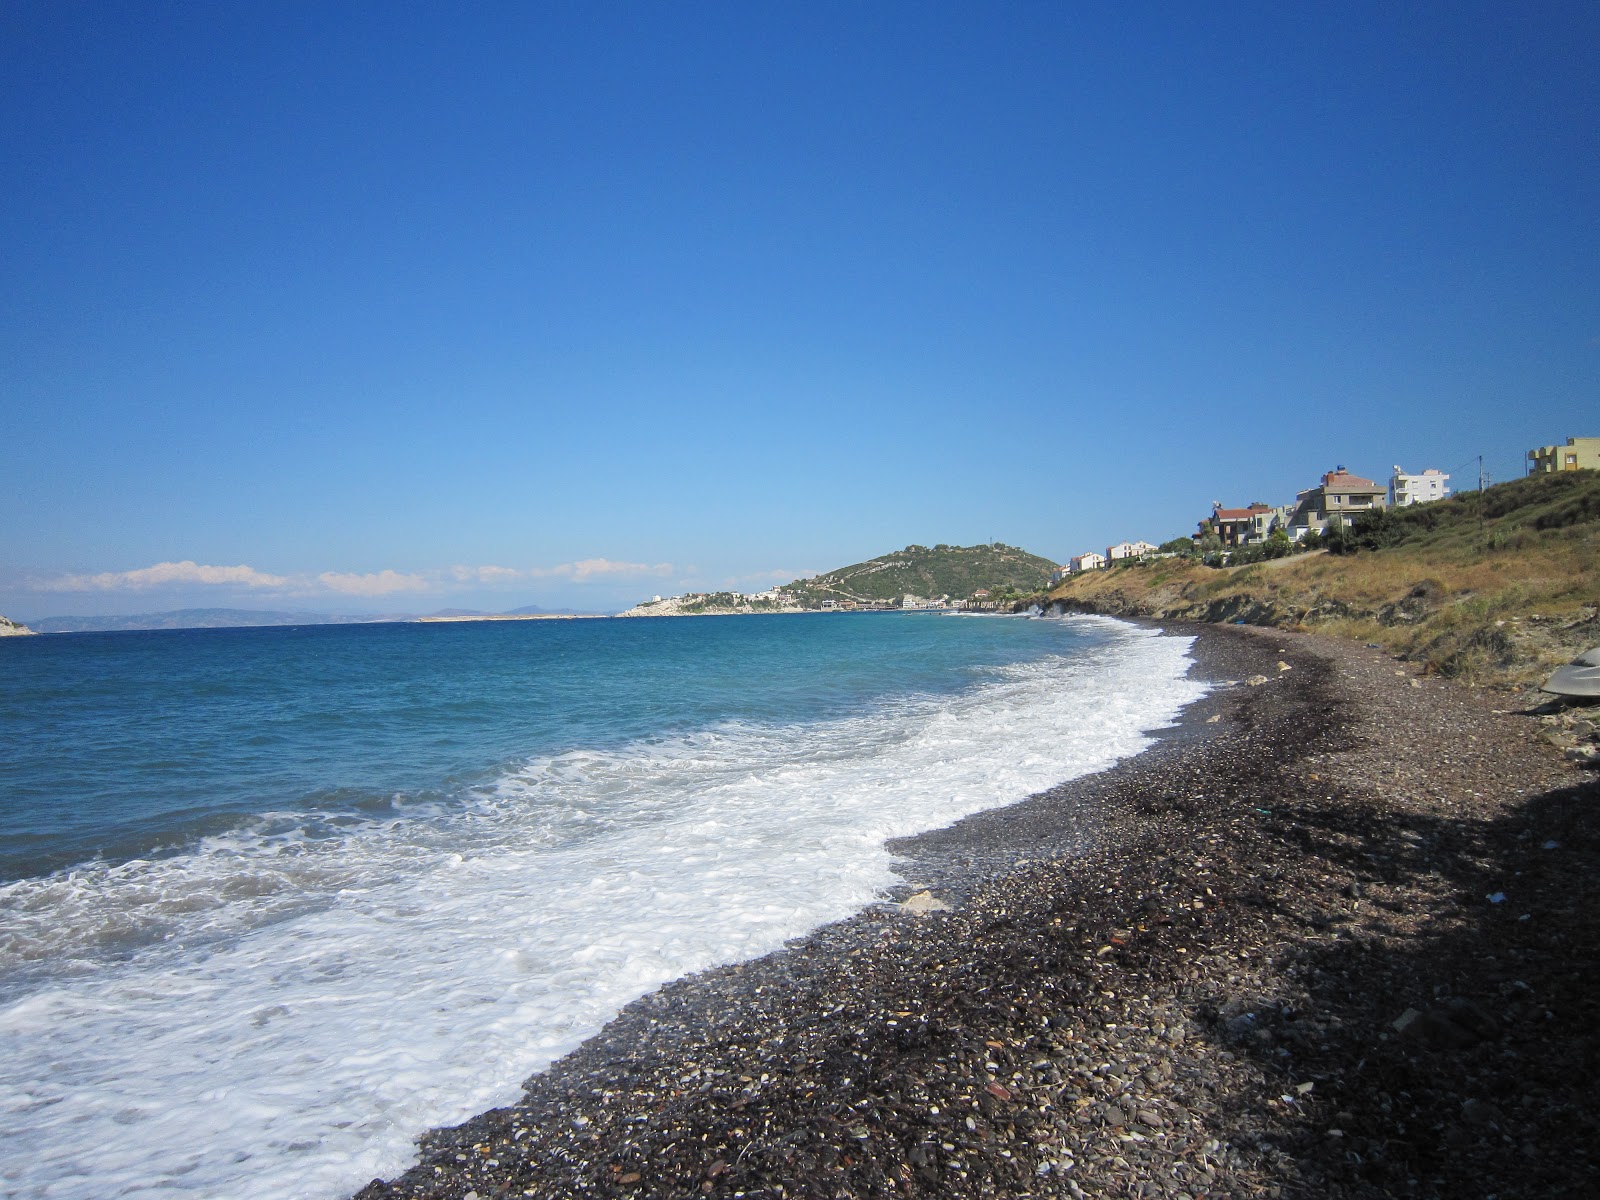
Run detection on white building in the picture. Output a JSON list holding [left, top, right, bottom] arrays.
[[1070, 551, 1107, 573], [1106, 540, 1160, 561], [1389, 466, 1450, 507], [1049, 563, 1073, 585]]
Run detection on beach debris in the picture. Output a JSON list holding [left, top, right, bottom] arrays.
[[1487, 892, 1507, 904], [1542, 646, 1600, 699], [1277, 660, 1292, 672], [901, 890, 951, 914], [1245, 675, 1270, 686]]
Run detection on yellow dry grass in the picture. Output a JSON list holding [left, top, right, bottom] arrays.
[[1049, 491, 1599, 686]]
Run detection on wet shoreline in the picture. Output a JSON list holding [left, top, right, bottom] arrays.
[[358, 622, 1598, 1199]]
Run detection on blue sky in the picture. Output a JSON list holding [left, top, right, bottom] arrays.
[[3, 1, 1596, 618]]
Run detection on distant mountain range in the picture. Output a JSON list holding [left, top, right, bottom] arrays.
[[27, 605, 604, 633]]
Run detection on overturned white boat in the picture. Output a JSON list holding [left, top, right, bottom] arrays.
[[1543, 646, 1600, 699]]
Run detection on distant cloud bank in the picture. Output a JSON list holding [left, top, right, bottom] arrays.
[[448, 558, 674, 585], [30, 557, 679, 597], [39, 561, 290, 591]]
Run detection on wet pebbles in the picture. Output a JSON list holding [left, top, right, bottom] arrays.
[[357, 624, 1598, 1199]]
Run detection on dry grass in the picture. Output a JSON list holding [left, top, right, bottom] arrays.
[[1049, 473, 1600, 686]]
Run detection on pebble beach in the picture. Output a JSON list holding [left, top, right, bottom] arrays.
[[357, 623, 1598, 1200]]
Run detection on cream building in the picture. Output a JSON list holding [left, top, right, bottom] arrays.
[[1529, 437, 1600, 473]]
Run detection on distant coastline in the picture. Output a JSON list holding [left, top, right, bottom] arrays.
[[415, 613, 609, 623]]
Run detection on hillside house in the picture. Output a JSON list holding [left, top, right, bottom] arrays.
[[1289, 467, 1387, 536], [1529, 437, 1600, 473], [1197, 503, 1274, 549], [1070, 551, 1108, 573], [1106, 540, 1160, 561], [1049, 564, 1073, 585], [1389, 466, 1451, 506]]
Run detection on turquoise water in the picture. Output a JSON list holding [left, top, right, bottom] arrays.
[[2, 614, 1080, 881], [0, 612, 1205, 1200]]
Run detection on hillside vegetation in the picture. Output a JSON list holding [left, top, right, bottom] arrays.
[[1049, 471, 1600, 686], [786, 543, 1057, 605]]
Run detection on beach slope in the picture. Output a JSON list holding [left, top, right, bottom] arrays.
[[358, 624, 1597, 1199]]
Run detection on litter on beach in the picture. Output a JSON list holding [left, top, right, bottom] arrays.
[[1541, 646, 1600, 699]]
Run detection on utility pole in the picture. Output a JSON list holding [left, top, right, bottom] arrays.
[[1478, 455, 1486, 535]]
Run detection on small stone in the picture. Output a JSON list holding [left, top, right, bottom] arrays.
[[1245, 675, 1270, 687], [901, 890, 951, 914]]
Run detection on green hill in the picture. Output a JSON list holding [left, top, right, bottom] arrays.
[[785, 543, 1058, 605]]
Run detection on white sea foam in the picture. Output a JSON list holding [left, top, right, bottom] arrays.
[[0, 618, 1204, 1200]]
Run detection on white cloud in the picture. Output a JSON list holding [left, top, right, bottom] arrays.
[[30, 556, 678, 599], [449, 564, 524, 584], [316, 569, 433, 596], [443, 560, 674, 585], [565, 558, 674, 581], [39, 561, 290, 592]]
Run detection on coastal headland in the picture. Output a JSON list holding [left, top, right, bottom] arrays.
[[358, 623, 1597, 1199]]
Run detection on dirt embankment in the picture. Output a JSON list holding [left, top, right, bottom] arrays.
[[1046, 553, 1597, 687], [1049, 472, 1600, 686]]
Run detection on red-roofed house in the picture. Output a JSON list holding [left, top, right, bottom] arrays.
[[1289, 467, 1387, 536], [1196, 502, 1274, 549]]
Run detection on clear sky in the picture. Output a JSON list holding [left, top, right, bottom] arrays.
[[3, 1, 1596, 618]]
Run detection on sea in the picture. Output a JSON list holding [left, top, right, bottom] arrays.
[[0, 611, 1206, 1199]]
